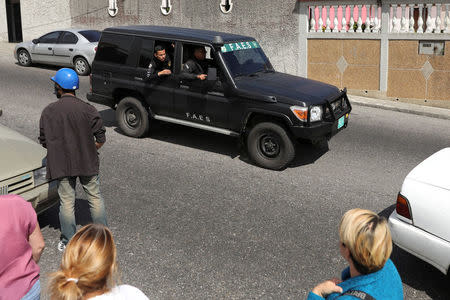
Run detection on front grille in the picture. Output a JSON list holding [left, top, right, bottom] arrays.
[[0, 172, 34, 195], [324, 95, 349, 121]]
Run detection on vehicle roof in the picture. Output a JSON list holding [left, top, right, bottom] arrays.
[[58, 29, 99, 33], [102, 25, 255, 44]]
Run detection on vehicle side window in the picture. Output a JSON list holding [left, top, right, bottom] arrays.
[[137, 38, 154, 68], [59, 32, 78, 44], [180, 43, 223, 92], [39, 31, 61, 43], [95, 33, 133, 65]]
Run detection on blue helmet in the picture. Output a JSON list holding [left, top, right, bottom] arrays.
[[51, 68, 79, 90]]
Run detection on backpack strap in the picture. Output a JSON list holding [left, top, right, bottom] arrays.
[[340, 290, 376, 300]]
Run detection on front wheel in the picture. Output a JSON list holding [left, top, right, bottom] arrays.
[[17, 49, 32, 67], [74, 57, 91, 76], [116, 97, 149, 138], [246, 122, 295, 170]]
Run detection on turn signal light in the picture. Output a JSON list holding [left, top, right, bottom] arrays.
[[396, 193, 412, 220], [290, 106, 308, 122]]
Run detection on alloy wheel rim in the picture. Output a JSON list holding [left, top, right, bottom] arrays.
[[19, 52, 29, 64], [75, 60, 86, 73]]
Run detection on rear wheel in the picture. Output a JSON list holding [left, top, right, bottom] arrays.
[[246, 122, 295, 170], [116, 97, 149, 138], [17, 49, 32, 67], [74, 57, 90, 76]]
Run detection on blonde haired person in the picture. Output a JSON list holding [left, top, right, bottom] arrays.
[[48, 224, 148, 300], [307, 209, 403, 300]]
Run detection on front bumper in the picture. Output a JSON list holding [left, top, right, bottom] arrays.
[[19, 180, 59, 214], [290, 113, 349, 140], [388, 211, 450, 275], [289, 89, 351, 140]]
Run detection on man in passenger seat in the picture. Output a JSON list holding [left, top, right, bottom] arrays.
[[146, 45, 172, 80]]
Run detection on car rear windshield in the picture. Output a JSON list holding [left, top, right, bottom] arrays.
[[221, 41, 274, 78], [79, 30, 101, 42]]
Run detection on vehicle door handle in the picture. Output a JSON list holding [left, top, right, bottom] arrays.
[[180, 85, 189, 89], [134, 77, 143, 81], [48, 47, 52, 50], [69, 48, 73, 51]]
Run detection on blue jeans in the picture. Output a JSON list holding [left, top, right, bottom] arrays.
[[21, 279, 40, 300], [57, 175, 107, 244]]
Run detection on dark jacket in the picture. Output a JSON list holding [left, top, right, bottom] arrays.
[[39, 95, 106, 179], [146, 56, 172, 81], [179, 58, 209, 81]]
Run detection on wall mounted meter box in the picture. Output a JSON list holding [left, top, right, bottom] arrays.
[[419, 41, 445, 56]]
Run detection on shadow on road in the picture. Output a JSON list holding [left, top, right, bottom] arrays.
[[98, 108, 116, 127], [378, 205, 450, 299], [38, 198, 93, 230], [98, 108, 330, 168]]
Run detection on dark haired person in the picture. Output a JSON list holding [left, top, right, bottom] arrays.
[[39, 68, 107, 252], [146, 45, 172, 80], [180, 46, 208, 81]]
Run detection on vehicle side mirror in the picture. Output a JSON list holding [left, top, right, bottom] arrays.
[[207, 67, 217, 81], [32, 39, 39, 44]]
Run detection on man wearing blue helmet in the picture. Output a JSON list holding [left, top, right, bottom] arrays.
[[39, 68, 108, 252]]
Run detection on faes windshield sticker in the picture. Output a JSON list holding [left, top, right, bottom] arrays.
[[221, 41, 260, 53]]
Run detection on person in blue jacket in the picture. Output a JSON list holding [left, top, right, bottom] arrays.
[[307, 208, 403, 300]]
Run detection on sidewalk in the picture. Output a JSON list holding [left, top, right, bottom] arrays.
[[1, 41, 449, 120], [0, 41, 15, 58], [348, 95, 450, 121]]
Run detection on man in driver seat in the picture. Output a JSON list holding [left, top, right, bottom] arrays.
[[180, 46, 208, 81]]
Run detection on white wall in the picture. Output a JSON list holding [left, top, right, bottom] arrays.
[[20, 0, 72, 40], [0, 1, 8, 41]]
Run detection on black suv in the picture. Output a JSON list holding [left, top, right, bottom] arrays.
[[87, 26, 351, 170]]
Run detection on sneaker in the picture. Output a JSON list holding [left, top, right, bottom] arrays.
[[57, 241, 66, 252]]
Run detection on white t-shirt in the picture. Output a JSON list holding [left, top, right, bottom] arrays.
[[90, 285, 149, 300]]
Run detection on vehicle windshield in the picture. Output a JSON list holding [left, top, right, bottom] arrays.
[[79, 30, 101, 42], [221, 41, 274, 78]]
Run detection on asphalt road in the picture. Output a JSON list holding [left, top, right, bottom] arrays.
[[1, 57, 449, 299]]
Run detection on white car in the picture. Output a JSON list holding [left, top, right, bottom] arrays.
[[14, 29, 100, 76], [0, 123, 58, 214], [389, 148, 450, 275]]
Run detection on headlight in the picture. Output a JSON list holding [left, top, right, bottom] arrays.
[[33, 167, 48, 186], [310, 106, 323, 122]]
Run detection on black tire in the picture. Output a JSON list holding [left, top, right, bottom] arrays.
[[116, 97, 150, 138], [74, 57, 91, 76], [246, 122, 295, 170], [17, 49, 32, 67]]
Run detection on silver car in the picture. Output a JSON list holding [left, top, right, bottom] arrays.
[[14, 29, 100, 76], [0, 122, 58, 214]]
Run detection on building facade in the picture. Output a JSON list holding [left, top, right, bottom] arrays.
[[1, 0, 449, 105]]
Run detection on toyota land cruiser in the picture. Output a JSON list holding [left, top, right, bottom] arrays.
[[87, 26, 351, 170]]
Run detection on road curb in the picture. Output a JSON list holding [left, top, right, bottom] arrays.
[[348, 95, 450, 121]]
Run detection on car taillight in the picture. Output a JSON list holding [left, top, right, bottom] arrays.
[[94, 46, 97, 52], [396, 193, 412, 220], [89, 74, 92, 92]]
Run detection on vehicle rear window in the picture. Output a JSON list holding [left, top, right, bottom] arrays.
[[95, 33, 133, 65], [79, 30, 101, 42]]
